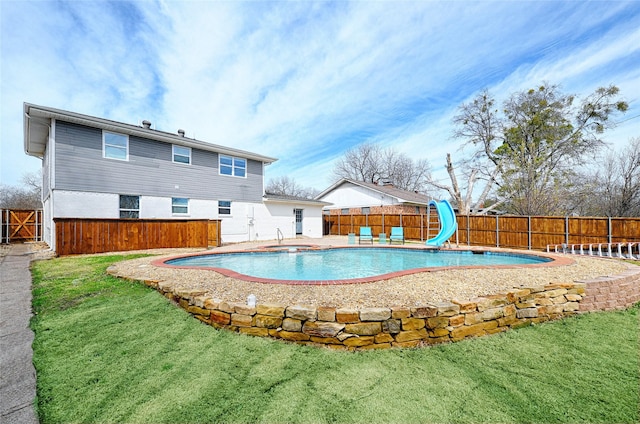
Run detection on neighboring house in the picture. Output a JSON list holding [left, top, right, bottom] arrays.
[[315, 178, 433, 215], [23, 103, 324, 250]]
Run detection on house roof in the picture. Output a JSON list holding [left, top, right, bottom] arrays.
[[315, 178, 432, 206], [23, 102, 278, 164], [263, 191, 332, 206]]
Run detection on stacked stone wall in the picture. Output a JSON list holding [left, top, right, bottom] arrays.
[[111, 262, 639, 350]]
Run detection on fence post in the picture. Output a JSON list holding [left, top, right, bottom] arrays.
[[496, 215, 500, 248], [565, 216, 569, 245], [35, 210, 40, 242], [608, 216, 612, 244], [527, 216, 531, 250], [382, 213, 385, 234], [467, 214, 470, 246], [3, 209, 6, 244], [2, 210, 6, 243]]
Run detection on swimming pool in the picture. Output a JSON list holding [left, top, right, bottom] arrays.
[[163, 247, 552, 283]]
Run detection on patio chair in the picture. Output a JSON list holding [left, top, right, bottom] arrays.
[[359, 227, 373, 244], [390, 227, 405, 244]]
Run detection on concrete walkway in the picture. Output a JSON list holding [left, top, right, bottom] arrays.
[[1, 244, 38, 424]]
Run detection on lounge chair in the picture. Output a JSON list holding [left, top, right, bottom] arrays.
[[359, 227, 373, 244], [390, 227, 404, 244]]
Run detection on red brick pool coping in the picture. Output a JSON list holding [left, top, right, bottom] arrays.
[[151, 245, 575, 286]]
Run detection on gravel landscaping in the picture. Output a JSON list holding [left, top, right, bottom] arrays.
[[107, 237, 633, 309]]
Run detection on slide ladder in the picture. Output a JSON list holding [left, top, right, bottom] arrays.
[[425, 200, 458, 247], [426, 203, 440, 241]]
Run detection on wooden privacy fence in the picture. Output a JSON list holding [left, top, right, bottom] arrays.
[[323, 214, 640, 250], [1, 209, 43, 243], [323, 212, 441, 242], [55, 218, 222, 256]]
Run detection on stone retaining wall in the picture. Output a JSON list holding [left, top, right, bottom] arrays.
[[117, 272, 623, 350], [113, 263, 639, 350]]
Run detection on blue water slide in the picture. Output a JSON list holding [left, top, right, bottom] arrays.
[[425, 199, 458, 247]]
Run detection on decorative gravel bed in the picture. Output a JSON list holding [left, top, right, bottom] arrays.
[[107, 239, 632, 309]]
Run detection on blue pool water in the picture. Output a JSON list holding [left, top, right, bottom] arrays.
[[165, 248, 550, 281]]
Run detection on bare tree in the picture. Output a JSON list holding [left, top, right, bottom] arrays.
[[265, 176, 319, 199], [585, 137, 640, 217], [332, 143, 383, 184], [427, 90, 504, 215], [428, 153, 502, 215], [333, 142, 432, 192], [0, 171, 42, 209]]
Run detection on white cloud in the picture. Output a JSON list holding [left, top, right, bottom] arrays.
[[2, 0, 639, 196]]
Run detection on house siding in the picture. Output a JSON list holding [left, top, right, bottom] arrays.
[[318, 181, 431, 215], [319, 182, 398, 209], [53, 120, 264, 202]]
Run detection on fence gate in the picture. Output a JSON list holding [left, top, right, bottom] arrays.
[[1, 209, 43, 244]]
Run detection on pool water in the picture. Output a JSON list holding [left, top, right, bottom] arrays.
[[165, 248, 550, 281]]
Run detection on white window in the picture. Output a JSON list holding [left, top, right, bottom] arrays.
[[172, 198, 189, 215], [119, 195, 139, 218], [218, 200, 231, 215], [172, 145, 191, 164], [103, 131, 128, 160], [219, 155, 246, 177]]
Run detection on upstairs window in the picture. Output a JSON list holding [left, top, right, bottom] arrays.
[[219, 155, 246, 177], [172, 197, 189, 215], [218, 200, 231, 215], [119, 195, 139, 218], [172, 145, 191, 164], [103, 131, 128, 161]]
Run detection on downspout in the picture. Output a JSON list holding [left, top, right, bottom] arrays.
[[46, 118, 56, 250], [25, 112, 54, 249]]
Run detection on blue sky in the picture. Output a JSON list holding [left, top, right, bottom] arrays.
[[1, 0, 639, 192]]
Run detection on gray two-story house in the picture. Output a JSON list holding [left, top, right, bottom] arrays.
[[23, 103, 326, 251]]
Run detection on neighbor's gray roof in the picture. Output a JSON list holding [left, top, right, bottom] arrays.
[[23, 102, 277, 164], [315, 178, 432, 205]]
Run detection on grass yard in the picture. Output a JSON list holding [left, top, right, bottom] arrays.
[[31, 255, 639, 423]]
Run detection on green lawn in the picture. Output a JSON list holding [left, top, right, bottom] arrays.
[[31, 255, 639, 423]]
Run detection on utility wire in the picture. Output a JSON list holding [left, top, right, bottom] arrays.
[[615, 113, 640, 124]]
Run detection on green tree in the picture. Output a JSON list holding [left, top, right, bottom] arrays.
[[454, 84, 628, 215]]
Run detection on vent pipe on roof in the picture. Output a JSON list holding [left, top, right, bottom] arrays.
[[177, 129, 185, 137], [142, 120, 152, 129]]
